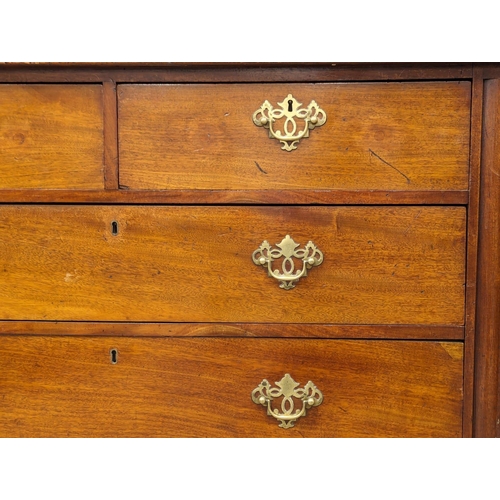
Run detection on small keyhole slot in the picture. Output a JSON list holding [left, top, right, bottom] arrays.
[[111, 221, 119, 236], [288, 100, 293, 112], [110, 348, 118, 364]]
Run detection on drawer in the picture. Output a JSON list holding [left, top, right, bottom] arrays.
[[0, 85, 104, 189], [0, 206, 465, 324], [118, 82, 470, 192], [0, 336, 463, 437]]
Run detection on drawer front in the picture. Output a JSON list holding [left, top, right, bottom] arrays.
[[118, 82, 470, 191], [0, 337, 463, 437], [0, 206, 465, 323], [0, 85, 104, 189]]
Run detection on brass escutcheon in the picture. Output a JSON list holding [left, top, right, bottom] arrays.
[[251, 373, 323, 429], [252, 235, 323, 289], [252, 94, 327, 151]]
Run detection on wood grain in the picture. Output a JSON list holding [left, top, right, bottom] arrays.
[[0, 85, 104, 189], [463, 68, 484, 437], [0, 322, 464, 340], [480, 64, 500, 79], [0, 336, 464, 437], [0, 189, 468, 205], [0, 206, 466, 324], [118, 82, 470, 192], [0, 63, 479, 440], [103, 81, 118, 189], [474, 78, 500, 437], [0, 63, 473, 83]]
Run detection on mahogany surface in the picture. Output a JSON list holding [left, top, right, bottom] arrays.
[[0, 62, 497, 438], [0, 206, 465, 324], [0, 337, 463, 438], [475, 78, 500, 437], [0, 84, 104, 189], [118, 82, 470, 192]]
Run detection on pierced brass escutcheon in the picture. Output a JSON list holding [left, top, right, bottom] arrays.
[[251, 373, 323, 429], [252, 94, 327, 151], [252, 235, 323, 290]]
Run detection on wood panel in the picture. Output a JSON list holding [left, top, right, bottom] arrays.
[[118, 82, 470, 192], [0, 337, 464, 437], [474, 79, 500, 437], [0, 85, 104, 189], [0, 206, 465, 324]]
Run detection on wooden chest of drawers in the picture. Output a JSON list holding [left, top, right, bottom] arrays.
[[0, 63, 498, 437]]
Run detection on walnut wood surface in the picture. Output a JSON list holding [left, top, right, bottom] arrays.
[[0, 85, 104, 189], [474, 79, 500, 437], [0, 322, 464, 340], [0, 336, 464, 437], [118, 83, 470, 192], [0, 206, 465, 324]]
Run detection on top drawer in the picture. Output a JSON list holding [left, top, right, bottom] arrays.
[[118, 82, 470, 192], [0, 85, 104, 189]]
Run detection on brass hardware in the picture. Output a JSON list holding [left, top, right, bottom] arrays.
[[252, 94, 326, 151], [251, 373, 323, 429], [252, 235, 323, 289]]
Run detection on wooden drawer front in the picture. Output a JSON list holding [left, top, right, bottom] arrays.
[[0, 337, 463, 438], [0, 206, 465, 324], [118, 82, 470, 192], [0, 85, 104, 189]]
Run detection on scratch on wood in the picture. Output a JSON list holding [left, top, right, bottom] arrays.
[[369, 149, 411, 184], [403, 209, 422, 235], [254, 161, 267, 174]]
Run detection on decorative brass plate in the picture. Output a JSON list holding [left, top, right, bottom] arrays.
[[251, 373, 323, 429], [252, 94, 327, 151], [252, 235, 323, 289]]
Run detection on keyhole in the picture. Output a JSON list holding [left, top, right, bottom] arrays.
[[288, 100, 293, 112], [110, 348, 118, 364], [111, 221, 119, 236]]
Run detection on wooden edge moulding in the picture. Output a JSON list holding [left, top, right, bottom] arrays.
[[0, 62, 473, 83], [475, 76, 500, 438], [0, 323, 465, 340]]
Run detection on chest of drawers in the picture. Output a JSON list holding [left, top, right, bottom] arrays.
[[0, 62, 498, 437]]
